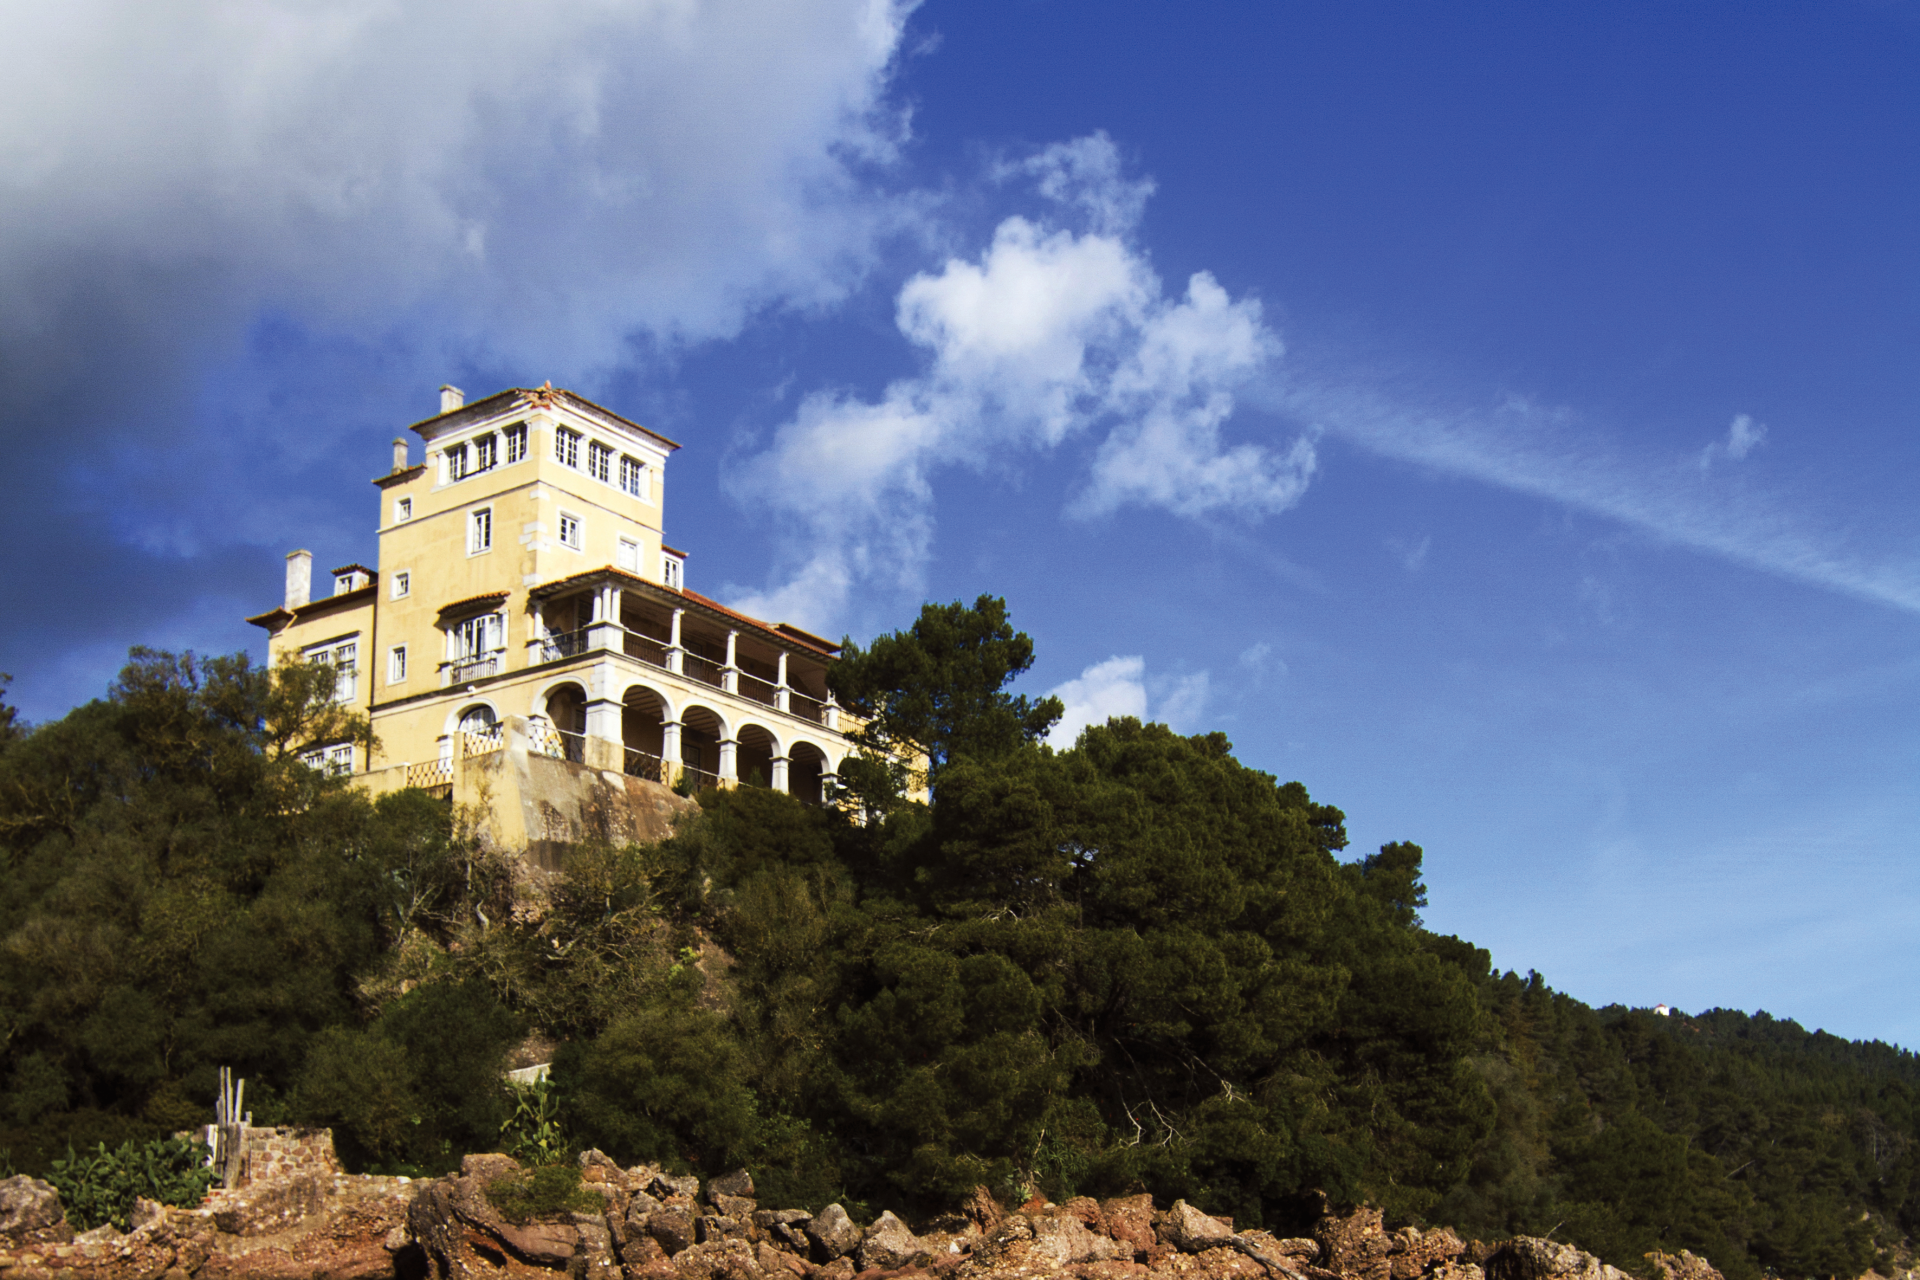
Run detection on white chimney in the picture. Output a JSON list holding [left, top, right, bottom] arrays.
[[392, 437, 409, 471], [440, 384, 465, 413], [285, 550, 312, 610]]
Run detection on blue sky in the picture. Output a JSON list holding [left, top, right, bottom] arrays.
[[2, 1, 1915, 1045]]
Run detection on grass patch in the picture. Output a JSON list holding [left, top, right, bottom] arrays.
[[484, 1163, 605, 1224]]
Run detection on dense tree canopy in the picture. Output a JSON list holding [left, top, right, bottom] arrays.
[[1, 610, 1915, 1280]]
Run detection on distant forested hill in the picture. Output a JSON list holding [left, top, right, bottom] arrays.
[[0, 620, 1913, 1280]]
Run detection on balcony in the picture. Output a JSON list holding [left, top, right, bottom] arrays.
[[623, 632, 669, 669], [683, 651, 725, 689], [448, 654, 500, 683], [537, 628, 591, 663]]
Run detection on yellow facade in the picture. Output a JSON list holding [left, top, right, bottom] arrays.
[[249, 384, 856, 822]]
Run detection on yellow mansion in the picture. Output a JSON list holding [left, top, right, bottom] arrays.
[[248, 383, 854, 847]]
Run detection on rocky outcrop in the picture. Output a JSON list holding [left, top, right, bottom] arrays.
[[0, 1154, 1735, 1280]]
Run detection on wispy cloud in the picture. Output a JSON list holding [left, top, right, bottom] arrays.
[[1272, 380, 1920, 615], [726, 134, 1311, 628], [1045, 655, 1211, 748], [1698, 413, 1767, 470]]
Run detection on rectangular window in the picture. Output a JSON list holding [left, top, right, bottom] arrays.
[[505, 424, 528, 463], [325, 743, 355, 777], [469, 507, 492, 554], [616, 537, 639, 572], [448, 443, 469, 480], [559, 512, 582, 550], [304, 638, 358, 702], [451, 613, 501, 659], [587, 441, 612, 483], [388, 645, 408, 684], [555, 427, 580, 468], [395, 497, 412, 522], [662, 553, 683, 590], [474, 434, 498, 471], [619, 455, 645, 498], [392, 570, 410, 599]]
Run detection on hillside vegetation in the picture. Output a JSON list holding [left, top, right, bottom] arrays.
[[0, 608, 1913, 1280]]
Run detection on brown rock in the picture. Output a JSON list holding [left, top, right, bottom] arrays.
[[701, 1213, 750, 1243], [1390, 1227, 1467, 1280], [808, 1203, 863, 1261], [858, 1210, 927, 1271], [0, 1174, 71, 1247], [1317, 1205, 1391, 1280], [1646, 1252, 1725, 1280], [1485, 1237, 1635, 1280], [760, 1238, 812, 1275], [653, 1173, 704, 1201], [652, 1203, 700, 1255], [624, 1233, 670, 1266], [716, 1193, 760, 1219], [1028, 1208, 1125, 1264], [576, 1210, 623, 1280], [460, 1152, 522, 1182], [1101, 1195, 1157, 1255], [1160, 1201, 1234, 1253], [674, 1236, 762, 1280], [961, 1187, 1005, 1234], [710, 1169, 757, 1199]]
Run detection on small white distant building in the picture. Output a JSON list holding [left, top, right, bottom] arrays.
[[1654, 1004, 1672, 1017]]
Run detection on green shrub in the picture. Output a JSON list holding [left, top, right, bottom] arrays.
[[500, 1076, 570, 1166], [48, 1136, 216, 1231], [483, 1163, 603, 1224]]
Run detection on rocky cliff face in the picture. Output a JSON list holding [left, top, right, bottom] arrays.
[[0, 1158, 1738, 1280]]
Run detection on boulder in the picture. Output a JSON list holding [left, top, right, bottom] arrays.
[[650, 1172, 702, 1200], [1028, 1208, 1123, 1264], [857, 1209, 926, 1271], [806, 1202, 862, 1260], [650, 1202, 699, 1255], [962, 1185, 1005, 1234], [575, 1210, 623, 1280], [1648, 1252, 1726, 1280], [714, 1192, 757, 1218], [698, 1213, 748, 1243], [460, 1152, 522, 1182], [709, 1169, 756, 1199], [1160, 1199, 1234, 1252], [1486, 1237, 1635, 1280], [759, 1238, 812, 1276], [755, 1209, 813, 1252], [672, 1236, 760, 1280], [1101, 1194, 1157, 1254], [0, 1174, 70, 1244], [1392, 1226, 1468, 1279], [1319, 1204, 1392, 1280]]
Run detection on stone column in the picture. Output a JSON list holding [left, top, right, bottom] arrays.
[[824, 693, 840, 731], [589, 585, 622, 652], [774, 651, 791, 713], [722, 629, 739, 693], [771, 755, 790, 792], [667, 608, 685, 674], [718, 738, 738, 783], [661, 721, 683, 785]]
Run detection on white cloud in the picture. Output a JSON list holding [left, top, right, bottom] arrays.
[[1386, 533, 1432, 572], [0, 0, 915, 399], [1044, 655, 1211, 749], [1273, 380, 1920, 616], [728, 134, 1307, 629], [1699, 413, 1768, 470]]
